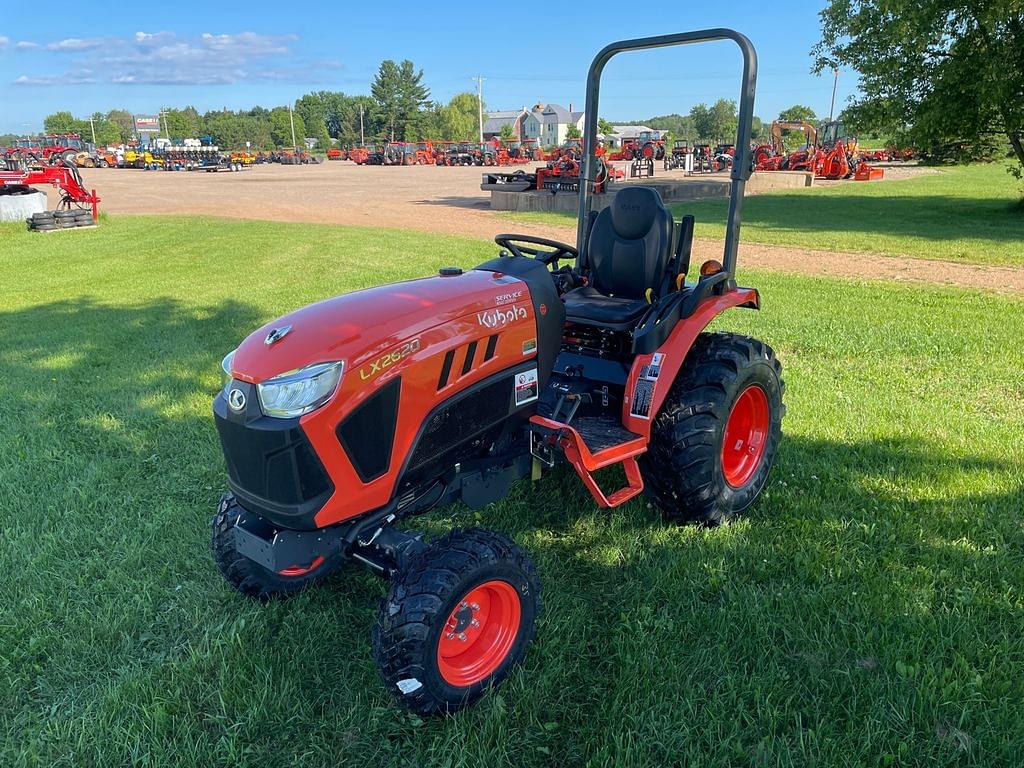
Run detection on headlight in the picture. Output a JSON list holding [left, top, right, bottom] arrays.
[[257, 361, 344, 418], [221, 350, 236, 393]]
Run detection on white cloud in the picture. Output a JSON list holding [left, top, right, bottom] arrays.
[[0, 36, 9, 49], [16, 72, 97, 85], [16, 41, 40, 50], [15, 30, 323, 86], [47, 38, 104, 51]]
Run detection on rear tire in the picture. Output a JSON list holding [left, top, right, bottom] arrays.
[[373, 528, 540, 714], [211, 494, 339, 600], [640, 332, 784, 525]]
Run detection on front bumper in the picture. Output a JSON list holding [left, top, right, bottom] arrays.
[[222, 495, 349, 573]]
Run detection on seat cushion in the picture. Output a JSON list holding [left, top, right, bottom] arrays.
[[562, 284, 649, 326]]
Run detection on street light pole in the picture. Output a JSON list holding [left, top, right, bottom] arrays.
[[472, 76, 485, 142], [289, 104, 297, 149], [359, 104, 365, 146], [829, 68, 841, 121]]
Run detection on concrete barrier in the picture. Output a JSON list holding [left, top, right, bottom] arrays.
[[0, 189, 46, 222]]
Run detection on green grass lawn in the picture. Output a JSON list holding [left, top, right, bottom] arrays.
[[1, 217, 1023, 767], [510, 163, 1024, 266]]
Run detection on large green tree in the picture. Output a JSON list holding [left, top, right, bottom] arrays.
[[105, 109, 135, 143], [163, 107, 202, 141], [268, 107, 306, 148], [43, 111, 78, 134], [441, 92, 481, 141], [778, 105, 817, 123], [371, 59, 430, 141], [689, 100, 738, 141], [815, 0, 1023, 172]]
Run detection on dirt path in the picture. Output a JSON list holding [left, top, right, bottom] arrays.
[[76, 162, 1024, 296]]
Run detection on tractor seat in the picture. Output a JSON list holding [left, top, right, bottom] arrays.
[[562, 186, 675, 329]]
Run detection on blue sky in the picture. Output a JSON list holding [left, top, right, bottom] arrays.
[[0, 1, 854, 134]]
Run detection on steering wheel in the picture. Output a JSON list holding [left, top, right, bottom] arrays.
[[493, 234, 578, 266]]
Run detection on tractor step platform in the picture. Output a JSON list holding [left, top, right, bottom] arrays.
[[572, 415, 643, 454], [529, 413, 646, 508]]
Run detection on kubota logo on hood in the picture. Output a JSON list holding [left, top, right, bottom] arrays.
[[477, 305, 527, 329]]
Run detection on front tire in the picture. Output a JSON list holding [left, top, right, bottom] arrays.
[[640, 332, 784, 525], [372, 528, 540, 714], [211, 494, 339, 600]]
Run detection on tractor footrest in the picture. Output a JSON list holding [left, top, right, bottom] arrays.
[[572, 415, 643, 454], [529, 414, 646, 508]]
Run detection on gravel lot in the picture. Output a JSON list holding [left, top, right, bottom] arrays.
[[72, 161, 1022, 294]]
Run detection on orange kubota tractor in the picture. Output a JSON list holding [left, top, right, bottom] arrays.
[[211, 28, 781, 716]]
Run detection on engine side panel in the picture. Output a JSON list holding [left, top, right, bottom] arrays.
[[301, 280, 539, 528]]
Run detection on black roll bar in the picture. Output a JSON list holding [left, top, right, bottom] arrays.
[[577, 29, 758, 279]]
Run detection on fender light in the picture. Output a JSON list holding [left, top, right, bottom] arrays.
[[257, 361, 345, 418]]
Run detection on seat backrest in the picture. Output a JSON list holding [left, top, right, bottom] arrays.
[[585, 186, 675, 300]]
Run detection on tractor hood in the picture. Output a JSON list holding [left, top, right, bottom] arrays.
[[229, 268, 531, 384]]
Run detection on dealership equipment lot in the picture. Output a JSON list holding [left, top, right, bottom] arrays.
[[66, 162, 1024, 294]]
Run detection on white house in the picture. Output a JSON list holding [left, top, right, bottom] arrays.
[[522, 104, 585, 147]]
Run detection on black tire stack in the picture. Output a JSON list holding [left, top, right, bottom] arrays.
[[26, 209, 95, 232]]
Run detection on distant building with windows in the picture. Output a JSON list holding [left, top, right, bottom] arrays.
[[482, 109, 530, 141], [520, 104, 586, 146]]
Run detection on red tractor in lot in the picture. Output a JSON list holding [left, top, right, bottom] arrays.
[[616, 130, 666, 161], [5, 134, 95, 166], [211, 28, 780, 715]]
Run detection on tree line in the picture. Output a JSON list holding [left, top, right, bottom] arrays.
[[17, 59, 485, 151]]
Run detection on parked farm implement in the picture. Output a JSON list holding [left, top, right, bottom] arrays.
[[1, 159, 100, 223]]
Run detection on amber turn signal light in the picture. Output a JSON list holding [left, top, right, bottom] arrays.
[[700, 259, 724, 276]]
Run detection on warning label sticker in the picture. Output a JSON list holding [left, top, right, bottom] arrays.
[[514, 368, 539, 406], [630, 378, 655, 418]]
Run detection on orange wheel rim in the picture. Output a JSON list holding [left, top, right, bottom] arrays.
[[721, 385, 770, 488], [437, 580, 521, 687]]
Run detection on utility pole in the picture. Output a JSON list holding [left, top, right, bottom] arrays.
[[88, 115, 96, 144], [472, 76, 485, 142], [829, 68, 841, 121], [359, 104, 365, 146], [289, 103, 297, 149]]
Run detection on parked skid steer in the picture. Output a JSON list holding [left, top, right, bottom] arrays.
[[211, 28, 784, 715]]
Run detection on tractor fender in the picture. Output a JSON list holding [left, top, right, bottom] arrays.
[[622, 287, 759, 438]]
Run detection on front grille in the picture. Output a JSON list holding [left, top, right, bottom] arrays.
[[214, 389, 333, 527]]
